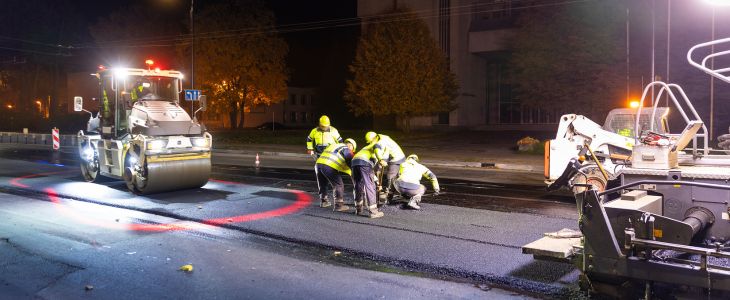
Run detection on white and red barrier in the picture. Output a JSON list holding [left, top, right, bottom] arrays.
[[52, 128, 60, 150]]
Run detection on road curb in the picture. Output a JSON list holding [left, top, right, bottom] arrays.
[[0, 135, 541, 173], [215, 149, 540, 172]]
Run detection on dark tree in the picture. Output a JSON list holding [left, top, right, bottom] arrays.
[[187, 1, 288, 129], [345, 9, 458, 132]]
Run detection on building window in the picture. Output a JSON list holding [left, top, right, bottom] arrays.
[[301, 112, 308, 123], [290, 111, 297, 123], [486, 61, 563, 124], [290, 94, 296, 105]]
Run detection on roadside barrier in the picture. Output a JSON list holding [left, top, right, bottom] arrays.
[[0, 131, 77, 147], [52, 128, 60, 150]]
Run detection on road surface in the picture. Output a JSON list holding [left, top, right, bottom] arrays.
[[0, 144, 581, 299]]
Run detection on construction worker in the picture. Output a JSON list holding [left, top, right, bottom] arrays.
[[315, 138, 357, 211], [351, 143, 384, 218], [365, 131, 405, 204], [306, 115, 343, 158], [394, 154, 440, 210]]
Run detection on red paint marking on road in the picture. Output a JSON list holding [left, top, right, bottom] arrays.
[[13, 172, 313, 232], [9, 171, 69, 188], [209, 178, 243, 185], [204, 190, 311, 225]]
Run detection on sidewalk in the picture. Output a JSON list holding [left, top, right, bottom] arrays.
[[214, 132, 545, 173], [0, 130, 547, 173]]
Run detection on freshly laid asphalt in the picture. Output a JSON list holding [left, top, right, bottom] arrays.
[[0, 144, 581, 298], [1, 192, 534, 300]]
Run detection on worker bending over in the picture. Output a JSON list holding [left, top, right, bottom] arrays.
[[351, 143, 384, 218], [315, 138, 357, 211], [395, 155, 440, 210], [365, 131, 405, 204], [306, 115, 342, 158]]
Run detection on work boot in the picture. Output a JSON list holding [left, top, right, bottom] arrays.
[[320, 196, 331, 208], [377, 193, 388, 207], [368, 205, 384, 219], [355, 201, 364, 215], [334, 199, 350, 212], [407, 195, 421, 210]]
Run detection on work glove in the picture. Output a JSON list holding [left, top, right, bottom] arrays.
[[378, 160, 388, 168], [307, 150, 314, 156], [433, 189, 440, 196]]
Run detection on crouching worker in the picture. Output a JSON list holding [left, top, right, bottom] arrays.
[[315, 138, 357, 211], [395, 155, 440, 210], [351, 143, 384, 218]]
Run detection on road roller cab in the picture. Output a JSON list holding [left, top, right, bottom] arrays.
[[74, 65, 212, 194]]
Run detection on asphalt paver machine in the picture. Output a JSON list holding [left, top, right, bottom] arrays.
[[74, 66, 211, 194], [524, 38, 730, 298]]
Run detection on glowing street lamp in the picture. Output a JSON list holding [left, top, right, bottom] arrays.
[[703, 0, 729, 140], [705, 0, 730, 5], [629, 101, 641, 108]]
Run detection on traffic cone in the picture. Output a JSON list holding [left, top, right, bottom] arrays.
[[255, 153, 260, 167]]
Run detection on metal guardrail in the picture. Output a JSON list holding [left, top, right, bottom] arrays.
[[0, 132, 77, 147]]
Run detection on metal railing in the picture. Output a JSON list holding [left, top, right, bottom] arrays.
[[635, 82, 709, 156], [0, 131, 77, 147], [687, 37, 730, 85]]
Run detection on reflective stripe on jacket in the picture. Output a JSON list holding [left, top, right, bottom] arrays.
[[373, 134, 405, 162], [398, 159, 439, 191], [306, 127, 342, 154], [316, 143, 353, 175], [352, 143, 377, 168]]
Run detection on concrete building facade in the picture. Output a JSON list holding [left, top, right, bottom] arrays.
[[357, 0, 567, 130], [204, 87, 317, 129]]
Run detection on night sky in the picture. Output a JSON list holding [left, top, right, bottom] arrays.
[[1, 0, 729, 133]]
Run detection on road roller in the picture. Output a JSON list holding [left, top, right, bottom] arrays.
[[73, 65, 211, 194], [523, 38, 730, 298]]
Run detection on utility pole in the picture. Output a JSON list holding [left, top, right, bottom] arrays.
[[710, 7, 715, 140], [626, 7, 630, 104], [190, 0, 195, 113]]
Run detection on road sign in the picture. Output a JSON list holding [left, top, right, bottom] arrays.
[[184, 89, 201, 101]]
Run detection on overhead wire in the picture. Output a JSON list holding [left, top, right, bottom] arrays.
[[73, 0, 593, 50], [72, 0, 503, 48]]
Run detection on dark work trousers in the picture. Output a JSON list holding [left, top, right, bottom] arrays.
[[316, 163, 345, 200], [395, 180, 426, 199], [382, 161, 402, 195], [313, 153, 332, 198], [353, 165, 377, 207]]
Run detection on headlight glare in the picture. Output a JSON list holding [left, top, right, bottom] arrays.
[[192, 138, 209, 148]]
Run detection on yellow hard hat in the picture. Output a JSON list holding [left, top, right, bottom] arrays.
[[407, 154, 419, 162], [365, 131, 377, 144], [344, 138, 357, 151], [319, 115, 331, 127]]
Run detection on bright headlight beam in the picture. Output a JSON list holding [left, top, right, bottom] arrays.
[[113, 68, 129, 78], [192, 138, 208, 148], [706, 0, 730, 6], [83, 147, 94, 160]]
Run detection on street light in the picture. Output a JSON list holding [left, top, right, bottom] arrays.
[[703, 0, 726, 140], [705, 0, 730, 5]]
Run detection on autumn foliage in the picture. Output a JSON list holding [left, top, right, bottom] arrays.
[[345, 10, 458, 131]]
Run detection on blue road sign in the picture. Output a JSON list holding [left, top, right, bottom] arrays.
[[184, 89, 201, 101]]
